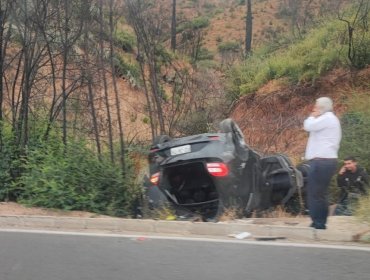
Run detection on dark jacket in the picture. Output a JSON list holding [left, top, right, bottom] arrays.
[[337, 166, 369, 201]]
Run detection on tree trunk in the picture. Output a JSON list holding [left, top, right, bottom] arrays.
[[137, 48, 156, 140], [99, 0, 114, 163], [245, 0, 253, 55], [0, 1, 13, 135], [62, 0, 69, 148], [148, 60, 166, 135], [109, 0, 126, 174], [171, 0, 176, 51], [0, 8, 4, 151], [82, 10, 102, 160]]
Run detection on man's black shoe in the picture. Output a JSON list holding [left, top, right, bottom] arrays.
[[314, 224, 326, 230], [309, 222, 326, 230]]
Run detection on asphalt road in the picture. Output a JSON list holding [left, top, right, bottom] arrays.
[[0, 230, 369, 280]]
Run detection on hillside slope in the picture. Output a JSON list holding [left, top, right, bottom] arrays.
[[120, 0, 354, 141], [231, 67, 370, 161]]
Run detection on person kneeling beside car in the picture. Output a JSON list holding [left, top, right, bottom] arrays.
[[335, 156, 369, 216]]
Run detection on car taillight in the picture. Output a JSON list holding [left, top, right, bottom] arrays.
[[208, 135, 220, 140], [206, 162, 229, 177], [150, 172, 160, 185]]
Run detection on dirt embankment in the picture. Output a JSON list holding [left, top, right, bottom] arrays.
[[230, 67, 370, 161], [0, 202, 109, 218]]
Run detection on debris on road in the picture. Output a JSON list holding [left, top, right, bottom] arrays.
[[228, 232, 252, 240]]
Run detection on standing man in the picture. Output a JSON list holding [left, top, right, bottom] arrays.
[[304, 97, 342, 229], [335, 156, 369, 215]]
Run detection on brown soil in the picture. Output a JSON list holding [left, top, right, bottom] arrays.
[[0, 202, 108, 218]]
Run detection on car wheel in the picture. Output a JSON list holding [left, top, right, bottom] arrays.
[[219, 118, 234, 133], [219, 118, 249, 162]]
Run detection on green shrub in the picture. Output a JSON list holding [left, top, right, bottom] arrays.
[[15, 140, 137, 216], [229, 3, 370, 97], [113, 54, 140, 82], [349, 34, 370, 69], [340, 113, 370, 173], [0, 118, 139, 217], [113, 30, 136, 53], [0, 123, 18, 201], [227, 18, 347, 97], [339, 94, 370, 222], [196, 59, 218, 70], [202, 2, 216, 10], [276, 5, 292, 18], [177, 16, 209, 33], [175, 110, 211, 135], [197, 47, 214, 61], [217, 41, 240, 53]]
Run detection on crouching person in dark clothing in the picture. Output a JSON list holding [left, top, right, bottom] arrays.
[[335, 156, 369, 216]]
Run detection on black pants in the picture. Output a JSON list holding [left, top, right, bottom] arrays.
[[307, 159, 337, 228]]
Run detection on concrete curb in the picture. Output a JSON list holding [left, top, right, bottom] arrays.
[[0, 215, 362, 242]]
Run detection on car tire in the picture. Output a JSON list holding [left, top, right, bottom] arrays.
[[219, 118, 234, 133], [219, 118, 249, 162]]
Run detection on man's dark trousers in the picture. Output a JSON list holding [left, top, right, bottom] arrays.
[[307, 158, 337, 229]]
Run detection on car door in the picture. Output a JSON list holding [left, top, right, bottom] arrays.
[[259, 154, 303, 209]]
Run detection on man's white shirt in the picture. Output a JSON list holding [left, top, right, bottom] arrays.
[[304, 111, 341, 160]]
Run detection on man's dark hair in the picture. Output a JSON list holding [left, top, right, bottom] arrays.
[[344, 156, 357, 162]]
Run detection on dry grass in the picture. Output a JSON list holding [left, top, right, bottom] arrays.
[[249, 206, 297, 218], [355, 194, 370, 224], [218, 207, 241, 221], [261, 206, 295, 218], [142, 202, 177, 220], [218, 205, 302, 222]]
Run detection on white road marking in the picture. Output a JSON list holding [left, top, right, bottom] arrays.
[[1, 228, 370, 252]]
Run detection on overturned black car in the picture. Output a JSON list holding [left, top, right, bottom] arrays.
[[147, 119, 304, 221]]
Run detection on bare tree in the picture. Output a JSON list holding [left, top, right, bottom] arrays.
[[51, 0, 84, 146], [165, 66, 230, 136], [124, 0, 226, 138], [99, 0, 114, 163], [177, 17, 209, 64], [11, 0, 51, 150], [124, 0, 167, 137], [80, 0, 102, 159], [280, 0, 345, 38], [338, 0, 370, 68], [0, 0, 13, 150]]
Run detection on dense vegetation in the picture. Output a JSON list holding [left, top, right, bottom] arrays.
[[0, 0, 369, 219], [0, 120, 140, 216], [228, 5, 370, 99], [0, 0, 144, 216]]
